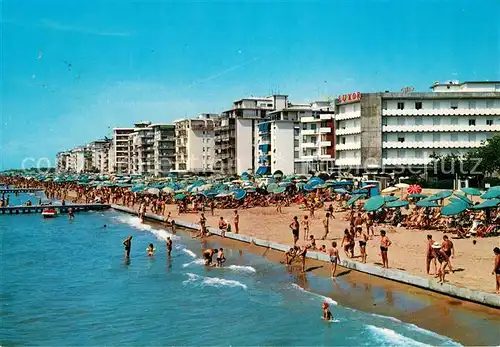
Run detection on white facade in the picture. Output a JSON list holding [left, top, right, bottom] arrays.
[[151, 124, 175, 177], [112, 127, 134, 174], [88, 139, 111, 174], [335, 101, 362, 167], [174, 115, 216, 172]]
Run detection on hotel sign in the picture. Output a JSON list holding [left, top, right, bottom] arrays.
[[337, 92, 361, 104]]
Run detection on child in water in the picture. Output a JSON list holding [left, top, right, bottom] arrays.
[[216, 248, 226, 267], [146, 243, 155, 257], [322, 302, 332, 321]]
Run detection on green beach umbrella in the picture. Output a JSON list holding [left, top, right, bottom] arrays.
[[427, 190, 453, 202], [461, 187, 481, 196], [174, 193, 187, 201], [441, 201, 468, 216], [480, 188, 500, 199], [408, 193, 427, 199], [363, 195, 386, 211], [383, 196, 398, 202], [416, 200, 440, 208], [471, 199, 500, 210], [386, 200, 409, 208], [454, 193, 473, 205], [273, 186, 287, 194], [344, 195, 362, 208]]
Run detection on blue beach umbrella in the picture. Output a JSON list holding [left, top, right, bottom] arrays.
[[471, 199, 500, 210], [461, 187, 481, 196], [480, 188, 500, 200], [416, 200, 440, 208], [273, 186, 287, 194], [174, 193, 186, 201], [232, 189, 246, 200], [344, 195, 362, 208], [408, 193, 427, 199], [131, 185, 145, 193], [426, 190, 453, 202], [303, 184, 315, 192], [363, 195, 386, 211], [441, 201, 468, 216], [386, 200, 409, 208], [334, 188, 348, 194]]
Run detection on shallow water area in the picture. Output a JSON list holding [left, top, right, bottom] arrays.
[[0, 206, 485, 345]]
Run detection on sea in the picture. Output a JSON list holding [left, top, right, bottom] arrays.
[[0, 192, 476, 346]]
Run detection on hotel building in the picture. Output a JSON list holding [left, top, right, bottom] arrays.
[[335, 81, 500, 172], [151, 123, 176, 177], [88, 139, 111, 174], [174, 114, 216, 173], [112, 127, 135, 174]]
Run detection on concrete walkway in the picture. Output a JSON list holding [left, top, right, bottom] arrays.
[[111, 204, 500, 309]]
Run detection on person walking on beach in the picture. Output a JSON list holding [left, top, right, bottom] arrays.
[[138, 202, 146, 222], [441, 235, 455, 273], [233, 210, 239, 234], [354, 213, 363, 237], [426, 234, 437, 275], [341, 229, 351, 258], [379, 230, 391, 269], [321, 213, 331, 240], [123, 236, 132, 258], [166, 237, 172, 257], [301, 215, 310, 241], [359, 229, 368, 264], [289, 216, 300, 246], [433, 242, 449, 284], [328, 241, 340, 278], [493, 247, 500, 294], [209, 200, 215, 216]]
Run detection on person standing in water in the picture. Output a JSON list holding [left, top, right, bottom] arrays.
[[68, 207, 75, 220], [216, 248, 226, 267], [123, 236, 133, 258], [166, 237, 172, 257], [146, 243, 155, 257], [322, 302, 332, 321]]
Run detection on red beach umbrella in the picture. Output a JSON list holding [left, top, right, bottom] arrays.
[[407, 184, 422, 194]]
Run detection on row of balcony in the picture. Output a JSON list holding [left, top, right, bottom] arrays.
[[336, 127, 362, 136], [383, 124, 500, 132], [382, 108, 499, 117], [300, 114, 334, 123], [301, 127, 332, 135], [300, 141, 332, 148], [382, 140, 484, 149]]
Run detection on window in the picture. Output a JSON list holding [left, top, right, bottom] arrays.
[[382, 101, 388, 110], [486, 100, 494, 108], [433, 118, 441, 126], [450, 117, 458, 125], [382, 151, 388, 159], [487, 119, 494, 126], [468, 100, 476, 109], [397, 102, 405, 110], [382, 133, 388, 142], [340, 106, 346, 114], [415, 117, 423, 125], [382, 118, 388, 126], [451, 100, 458, 109], [495, 84, 500, 91], [267, 103, 273, 107], [451, 134, 458, 142], [397, 136, 405, 143], [415, 134, 423, 142], [433, 101, 440, 110], [415, 149, 423, 158], [302, 123, 307, 130], [202, 147, 205, 152], [310, 124, 317, 130], [468, 119, 476, 126], [415, 102, 423, 110], [397, 118, 405, 126], [433, 134, 441, 142], [397, 150, 404, 158], [353, 103, 359, 112], [468, 134, 476, 142], [341, 137, 346, 144], [310, 136, 317, 143], [302, 136, 307, 142]]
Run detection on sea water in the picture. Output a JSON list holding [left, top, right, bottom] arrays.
[[0, 207, 461, 346]]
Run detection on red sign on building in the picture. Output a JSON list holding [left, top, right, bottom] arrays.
[[337, 92, 361, 104]]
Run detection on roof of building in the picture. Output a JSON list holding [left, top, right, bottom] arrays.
[[430, 80, 500, 89]]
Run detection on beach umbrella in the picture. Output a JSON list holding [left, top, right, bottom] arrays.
[[303, 184, 315, 192], [147, 187, 160, 195], [344, 195, 362, 208], [279, 182, 293, 187], [454, 193, 473, 205], [131, 185, 145, 193], [202, 190, 219, 198], [381, 186, 399, 193], [383, 196, 398, 202], [407, 184, 422, 194], [244, 187, 257, 193], [449, 197, 466, 205], [408, 193, 426, 199], [480, 188, 500, 199], [232, 189, 246, 200], [471, 199, 500, 210], [309, 177, 324, 186], [315, 183, 328, 189], [386, 200, 409, 208], [441, 201, 468, 216], [162, 187, 174, 194], [267, 183, 279, 193], [416, 200, 440, 208], [216, 192, 232, 198], [363, 195, 386, 211], [352, 188, 368, 195], [427, 190, 453, 202], [334, 188, 348, 194], [461, 187, 481, 196], [273, 186, 287, 194], [395, 183, 410, 189], [174, 193, 186, 200], [362, 184, 377, 189]]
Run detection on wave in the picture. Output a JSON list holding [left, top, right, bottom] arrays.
[[182, 248, 197, 258], [183, 273, 247, 290], [369, 312, 402, 323], [182, 259, 205, 268], [227, 265, 256, 273], [367, 325, 431, 347], [291, 283, 337, 306], [114, 215, 179, 241]]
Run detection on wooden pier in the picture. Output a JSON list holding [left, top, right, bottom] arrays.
[[0, 204, 111, 215], [0, 188, 45, 194]]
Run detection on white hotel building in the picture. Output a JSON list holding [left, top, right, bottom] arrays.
[[335, 81, 500, 171]]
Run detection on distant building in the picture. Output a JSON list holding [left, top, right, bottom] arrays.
[[151, 123, 176, 177], [215, 95, 288, 175], [128, 122, 154, 175], [334, 81, 500, 172], [88, 139, 111, 174], [174, 114, 216, 173], [112, 127, 135, 174], [55, 151, 71, 173]]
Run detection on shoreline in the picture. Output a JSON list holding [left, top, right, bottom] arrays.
[[111, 205, 500, 345], [112, 204, 500, 309]]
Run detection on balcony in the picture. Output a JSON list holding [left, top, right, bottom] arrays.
[[382, 157, 430, 166], [320, 114, 334, 120], [382, 140, 484, 149], [336, 127, 361, 136], [301, 142, 317, 148], [335, 111, 361, 121], [319, 141, 332, 147], [382, 124, 500, 132], [336, 143, 361, 151], [301, 129, 316, 135], [382, 108, 499, 117], [319, 127, 332, 134], [300, 116, 316, 123], [335, 158, 362, 167]]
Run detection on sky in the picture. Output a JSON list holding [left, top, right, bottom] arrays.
[[1, 0, 499, 170]]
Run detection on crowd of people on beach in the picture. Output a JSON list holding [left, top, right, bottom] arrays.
[[1, 175, 500, 294]]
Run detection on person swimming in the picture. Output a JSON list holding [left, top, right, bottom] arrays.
[[216, 248, 226, 267], [146, 243, 155, 257], [322, 302, 332, 321]]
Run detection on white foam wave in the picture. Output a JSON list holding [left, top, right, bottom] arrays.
[[183, 273, 247, 290], [291, 283, 337, 305], [114, 215, 179, 241], [370, 312, 402, 323], [182, 259, 205, 268], [227, 265, 256, 273], [367, 325, 430, 347], [182, 248, 197, 258]]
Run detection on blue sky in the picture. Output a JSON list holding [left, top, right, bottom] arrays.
[[1, 0, 499, 170]]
